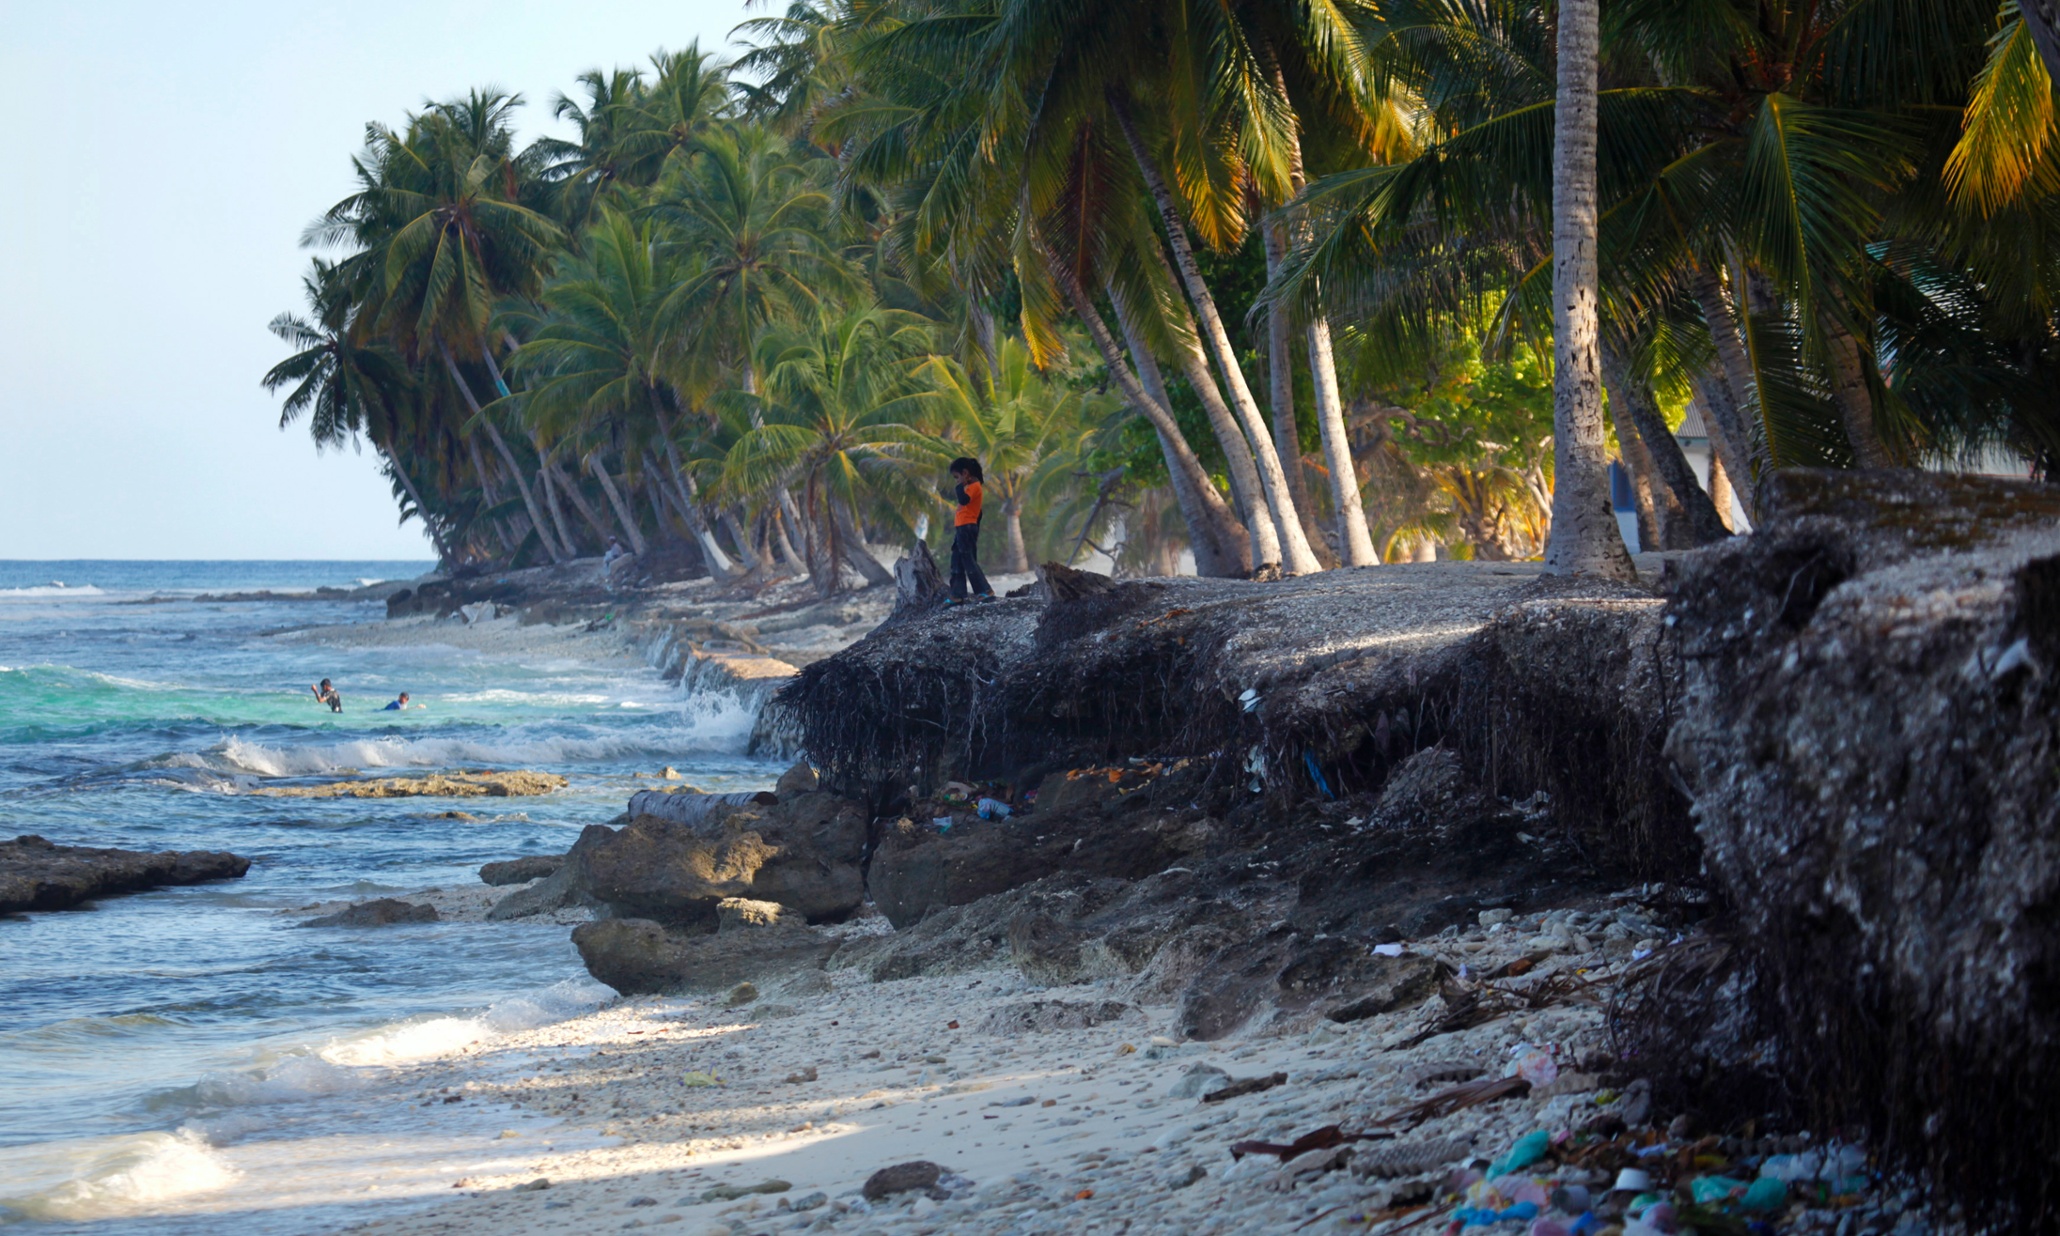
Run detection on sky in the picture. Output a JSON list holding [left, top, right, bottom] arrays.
[[0, 0, 745, 560]]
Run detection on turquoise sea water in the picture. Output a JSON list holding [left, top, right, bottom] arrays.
[[0, 562, 778, 1232]]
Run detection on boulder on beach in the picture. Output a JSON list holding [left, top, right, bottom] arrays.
[[576, 789, 867, 928], [487, 824, 615, 921], [571, 917, 839, 996], [478, 855, 561, 886], [257, 770, 568, 799], [0, 834, 250, 915], [301, 898, 438, 928]]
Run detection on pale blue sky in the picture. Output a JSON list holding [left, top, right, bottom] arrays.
[[0, 0, 743, 559]]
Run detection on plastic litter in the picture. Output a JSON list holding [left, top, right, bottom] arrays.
[[1612, 1168, 1652, 1193], [1508, 1043, 1559, 1087], [1690, 1176, 1747, 1204], [975, 797, 1012, 819], [1741, 1177, 1788, 1211], [1489, 1130, 1550, 1177]]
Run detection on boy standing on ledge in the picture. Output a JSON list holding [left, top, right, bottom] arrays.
[[946, 456, 997, 605]]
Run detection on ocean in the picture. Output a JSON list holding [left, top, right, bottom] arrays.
[[0, 562, 780, 1232]]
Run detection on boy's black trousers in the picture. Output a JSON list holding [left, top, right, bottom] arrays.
[[949, 522, 991, 599]]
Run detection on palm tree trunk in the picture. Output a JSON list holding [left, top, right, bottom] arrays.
[[2021, 0, 2060, 88], [1305, 315, 1379, 565], [646, 395, 738, 574], [1599, 341, 1731, 546], [832, 500, 895, 587], [536, 452, 583, 557], [1708, 452, 1738, 531], [721, 509, 762, 570], [440, 341, 564, 563], [1688, 372, 1759, 521], [1820, 312, 1897, 468], [777, 490, 812, 564], [771, 505, 805, 571], [1115, 258, 1271, 565], [1689, 267, 1769, 515], [1051, 251, 1250, 578], [1544, 0, 1637, 580], [586, 452, 648, 556], [1270, 70, 1379, 567], [548, 457, 613, 547], [378, 441, 456, 570], [1111, 94, 1321, 576], [1000, 496, 1030, 574], [1261, 222, 1334, 563], [1162, 311, 1277, 564]]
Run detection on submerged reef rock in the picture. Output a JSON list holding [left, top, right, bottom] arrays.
[[0, 835, 250, 914], [257, 770, 568, 798]]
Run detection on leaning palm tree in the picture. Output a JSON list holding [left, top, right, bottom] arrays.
[[504, 210, 740, 572], [263, 261, 459, 567], [310, 89, 568, 560], [722, 300, 945, 596]]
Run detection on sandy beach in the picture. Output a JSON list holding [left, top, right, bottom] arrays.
[[318, 898, 1632, 1236]]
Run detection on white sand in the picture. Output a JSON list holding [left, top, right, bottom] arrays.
[[318, 909, 1645, 1236]]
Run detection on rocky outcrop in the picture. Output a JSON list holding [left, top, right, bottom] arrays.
[[0, 835, 250, 914], [572, 918, 840, 996], [488, 824, 616, 921], [479, 855, 561, 886], [1663, 469, 2060, 1222], [578, 788, 866, 929], [257, 770, 567, 798], [301, 898, 438, 927]]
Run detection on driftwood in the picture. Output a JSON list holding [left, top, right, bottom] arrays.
[[887, 540, 947, 625]]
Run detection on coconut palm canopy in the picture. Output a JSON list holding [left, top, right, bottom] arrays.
[[268, 4, 2060, 590]]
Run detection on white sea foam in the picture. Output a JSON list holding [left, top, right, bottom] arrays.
[[318, 977, 613, 1067], [0, 1128, 237, 1221], [0, 583, 107, 598], [191, 1054, 363, 1106]]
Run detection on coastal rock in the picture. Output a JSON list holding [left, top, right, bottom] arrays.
[[256, 770, 568, 799], [479, 856, 561, 886], [570, 918, 839, 996], [866, 791, 1202, 930], [861, 1161, 942, 1202], [487, 824, 615, 921], [773, 760, 818, 799], [0, 835, 250, 915], [717, 898, 790, 930], [975, 999, 1137, 1035], [301, 898, 438, 928], [578, 791, 866, 928], [1663, 469, 2060, 1220]]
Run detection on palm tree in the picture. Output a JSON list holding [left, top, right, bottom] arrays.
[[723, 300, 941, 595], [310, 89, 568, 561], [649, 124, 849, 393], [504, 210, 741, 571], [264, 267, 461, 569], [1544, 0, 1636, 579], [921, 337, 1109, 572]]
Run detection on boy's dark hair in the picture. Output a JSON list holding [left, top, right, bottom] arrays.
[[949, 456, 984, 482]]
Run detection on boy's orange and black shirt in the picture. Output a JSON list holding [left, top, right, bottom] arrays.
[[954, 480, 984, 526]]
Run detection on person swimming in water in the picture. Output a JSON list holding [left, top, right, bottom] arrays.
[[381, 692, 421, 711], [311, 679, 342, 712]]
